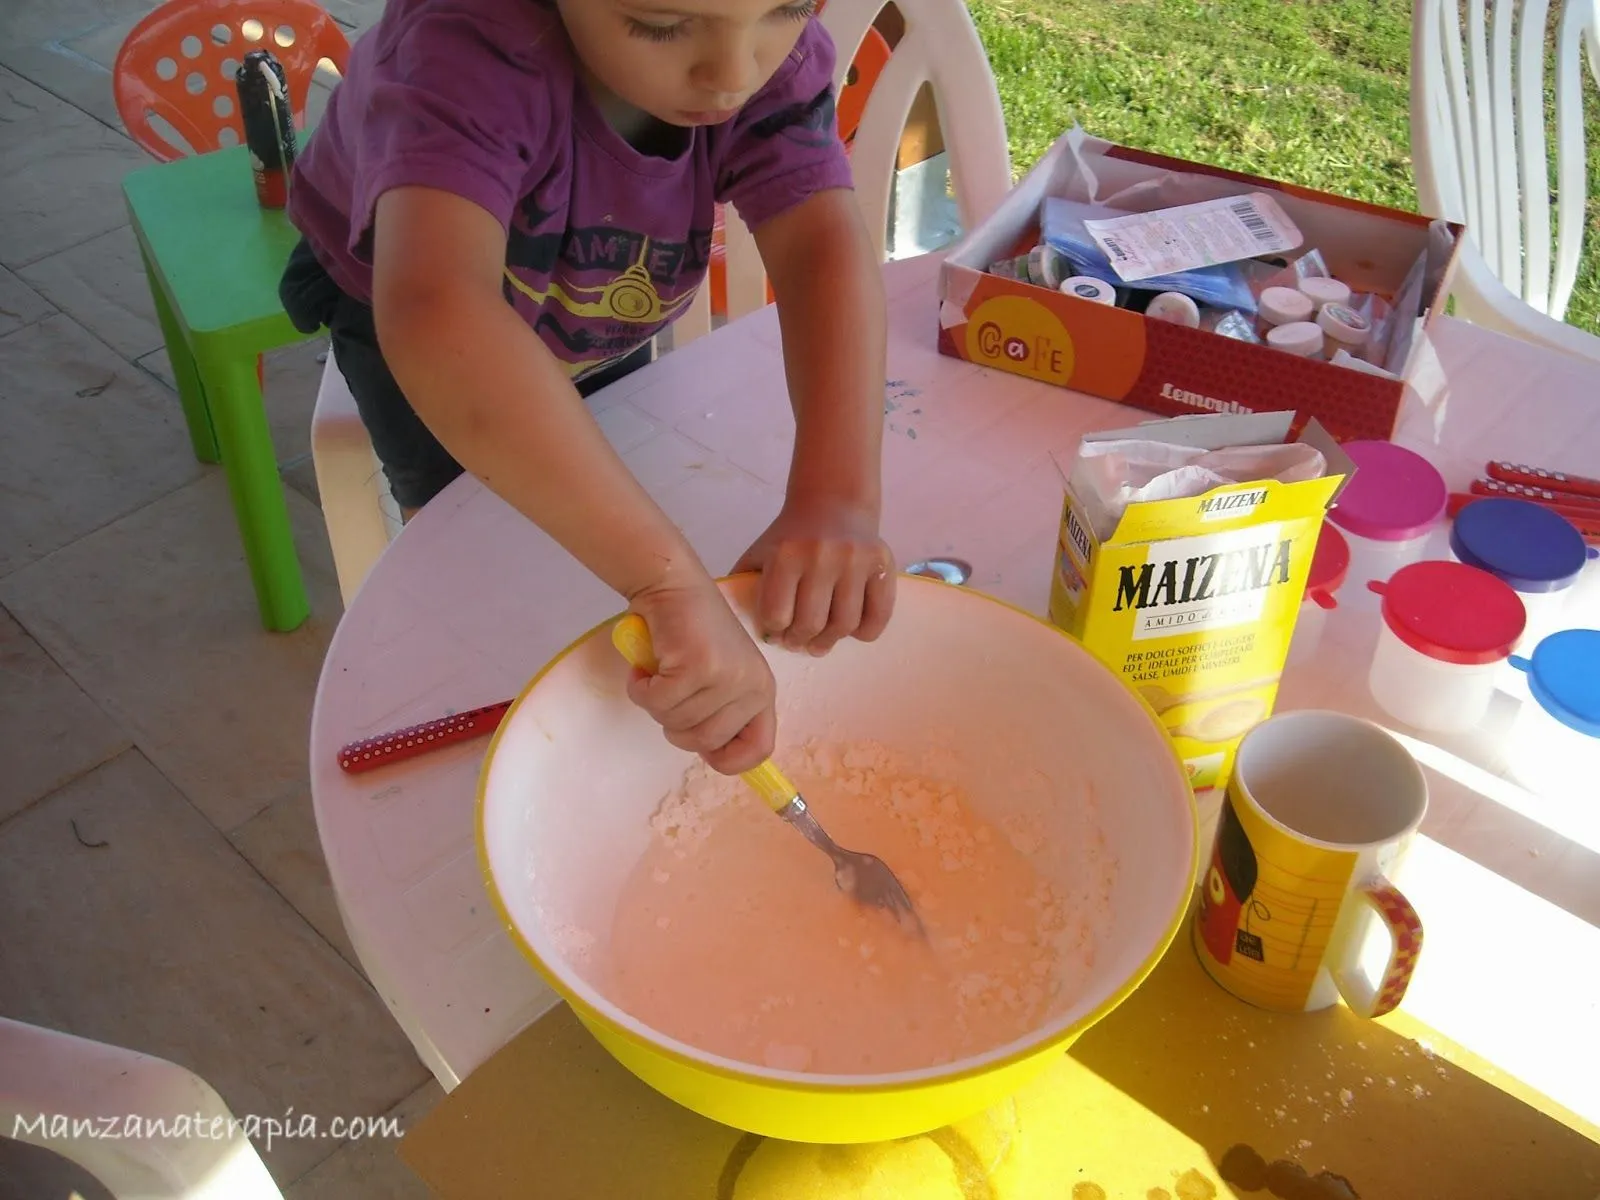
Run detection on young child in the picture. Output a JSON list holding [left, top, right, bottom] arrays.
[[279, 0, 895, 776]]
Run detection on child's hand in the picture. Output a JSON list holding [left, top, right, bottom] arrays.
[[626, 577, 777, 775], [734, 498, 896, 655]]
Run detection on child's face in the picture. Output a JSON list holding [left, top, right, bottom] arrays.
[[556, 0, 819, 127]]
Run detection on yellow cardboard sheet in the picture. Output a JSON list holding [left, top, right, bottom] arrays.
[[399, 912, 1600, 1199]]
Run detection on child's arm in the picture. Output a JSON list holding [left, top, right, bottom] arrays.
[[736, 187, 896, 654], [372, 185, 776, 774]]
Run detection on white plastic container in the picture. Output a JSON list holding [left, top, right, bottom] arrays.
[[1145, 291, 1200, 327], [1317, 302, 1372, 356], [1266, 321, 1324, 358], [1571, 552, 1600, 624], [1506, 629, 1600, 796], [1298, 276, 1351, 311], [1259, 286, 1314, 327], [1060, 276, 1116, 305], [1287, 522, 1349, 667], [1327, 441, 1448, 612], [1027, 244, 1065, 289], [1367, 561, 1526, 733], [1448, 497, 1593, 654]]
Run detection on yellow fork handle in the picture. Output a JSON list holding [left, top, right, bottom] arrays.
[[611, 614, 797, 813], [610, 612, 660, 673]]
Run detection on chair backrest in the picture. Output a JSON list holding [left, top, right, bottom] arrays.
[[1411, 0, 1599, 321], [114, 0, 350, 162], [675, 0, 1012, 347], [834, 21, 892, 150], [1, 1017, 285, 1199], [818, 0, 1011, 263]]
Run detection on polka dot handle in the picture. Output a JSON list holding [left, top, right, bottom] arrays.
[[1468, 477, 1600, 512], [1487, 461, 1600, 500], [337, 699, 512, 774]]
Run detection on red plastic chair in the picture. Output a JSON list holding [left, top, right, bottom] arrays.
[[708, 22, 892, 316], [113, 0, 350, 162]]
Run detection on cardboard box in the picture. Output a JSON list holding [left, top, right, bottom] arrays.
[[1047, 411, 1352, 793], [937, 129, 1463, 443]]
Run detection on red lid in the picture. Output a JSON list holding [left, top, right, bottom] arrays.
[[1370, 561, 1526, 665], [1302, 523, 1350, 609]]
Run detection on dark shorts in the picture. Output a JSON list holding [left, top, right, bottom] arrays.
[[279, 238, 653, 510]]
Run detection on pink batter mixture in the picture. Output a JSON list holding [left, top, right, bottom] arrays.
[[604, 740, 1102, 1075]]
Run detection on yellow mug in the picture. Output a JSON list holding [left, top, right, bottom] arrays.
[[1193, 710, 1426, 1016]]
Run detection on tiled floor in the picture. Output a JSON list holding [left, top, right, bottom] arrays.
[[0, 0, 442, 1195]]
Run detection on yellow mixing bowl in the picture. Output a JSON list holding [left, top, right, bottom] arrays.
[[477, 574, 1196, 1144]]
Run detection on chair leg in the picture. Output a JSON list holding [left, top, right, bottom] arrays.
[[195, 347, 310, 632], [139, 245, 221, 465]]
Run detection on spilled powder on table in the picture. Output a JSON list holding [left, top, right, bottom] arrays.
[[604, 737, 1116, 1074]]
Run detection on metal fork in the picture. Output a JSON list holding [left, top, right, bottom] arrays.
[[771, 789, 926, 937], [611, 615, 925, 938]]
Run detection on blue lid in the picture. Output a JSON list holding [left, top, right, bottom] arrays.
[[1448, 497, 1589, 593], [1511, 629, 1600, 737]]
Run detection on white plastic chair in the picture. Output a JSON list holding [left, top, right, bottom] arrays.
[[0, 1017, 284, 1199], [309, 0, 1012, 600], [673, 0, 1013, 345], [310, 350, 403, 606], [1411, 0, 1600, 363]]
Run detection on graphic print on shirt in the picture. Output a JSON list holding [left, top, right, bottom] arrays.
[[494, 84, 837, 381], [502, 200, 712, 379]]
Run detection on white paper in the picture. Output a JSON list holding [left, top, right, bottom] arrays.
[[1073, 439, 1327, 539], [1083, 192, 1305, 282]]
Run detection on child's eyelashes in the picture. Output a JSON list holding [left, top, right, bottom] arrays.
[[626, 19, 684, 43], [625, 0, 819, 44]]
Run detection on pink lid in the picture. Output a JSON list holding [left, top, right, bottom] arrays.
[[1302, 523, 1350, 609], [1369, 561, 1526, 665], [1327, 441, 1448, 541]]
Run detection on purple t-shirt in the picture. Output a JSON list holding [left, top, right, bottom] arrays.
[[288, 0, 853, 380]]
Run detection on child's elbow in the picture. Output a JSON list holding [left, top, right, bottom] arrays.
[[371, 277, 492, 379]]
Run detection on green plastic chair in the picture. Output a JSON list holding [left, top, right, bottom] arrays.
[[116, 0, 349, 631]]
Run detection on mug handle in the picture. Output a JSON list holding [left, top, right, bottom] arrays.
[[1331, 877, 1424, 1018]]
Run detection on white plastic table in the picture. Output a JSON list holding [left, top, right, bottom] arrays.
[[309, 253, 1600, 1124]]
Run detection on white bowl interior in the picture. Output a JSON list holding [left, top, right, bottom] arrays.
[[480, 576, 1195, 1081]]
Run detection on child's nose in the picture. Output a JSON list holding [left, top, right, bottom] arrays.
[[692, 33, 758, 102]]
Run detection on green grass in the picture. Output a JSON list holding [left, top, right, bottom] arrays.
[[967, 0, 1600, 336]]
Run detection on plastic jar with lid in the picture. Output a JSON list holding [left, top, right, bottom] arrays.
[[1505, 629, 1600, 796], [1145, 291, 1201, 327], [1258, 286, 1314, 328], [1366, 561, 1526, 733], [1297, 276, 1351, 311], [1060, 276, 1117, 305], [1266, 321, 1324, 358], [1317, 302, 1372, 356], [1287, 522, 1350, 666], [1327, 441, 1449, 611], [1447, 496, 1598, 673]]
